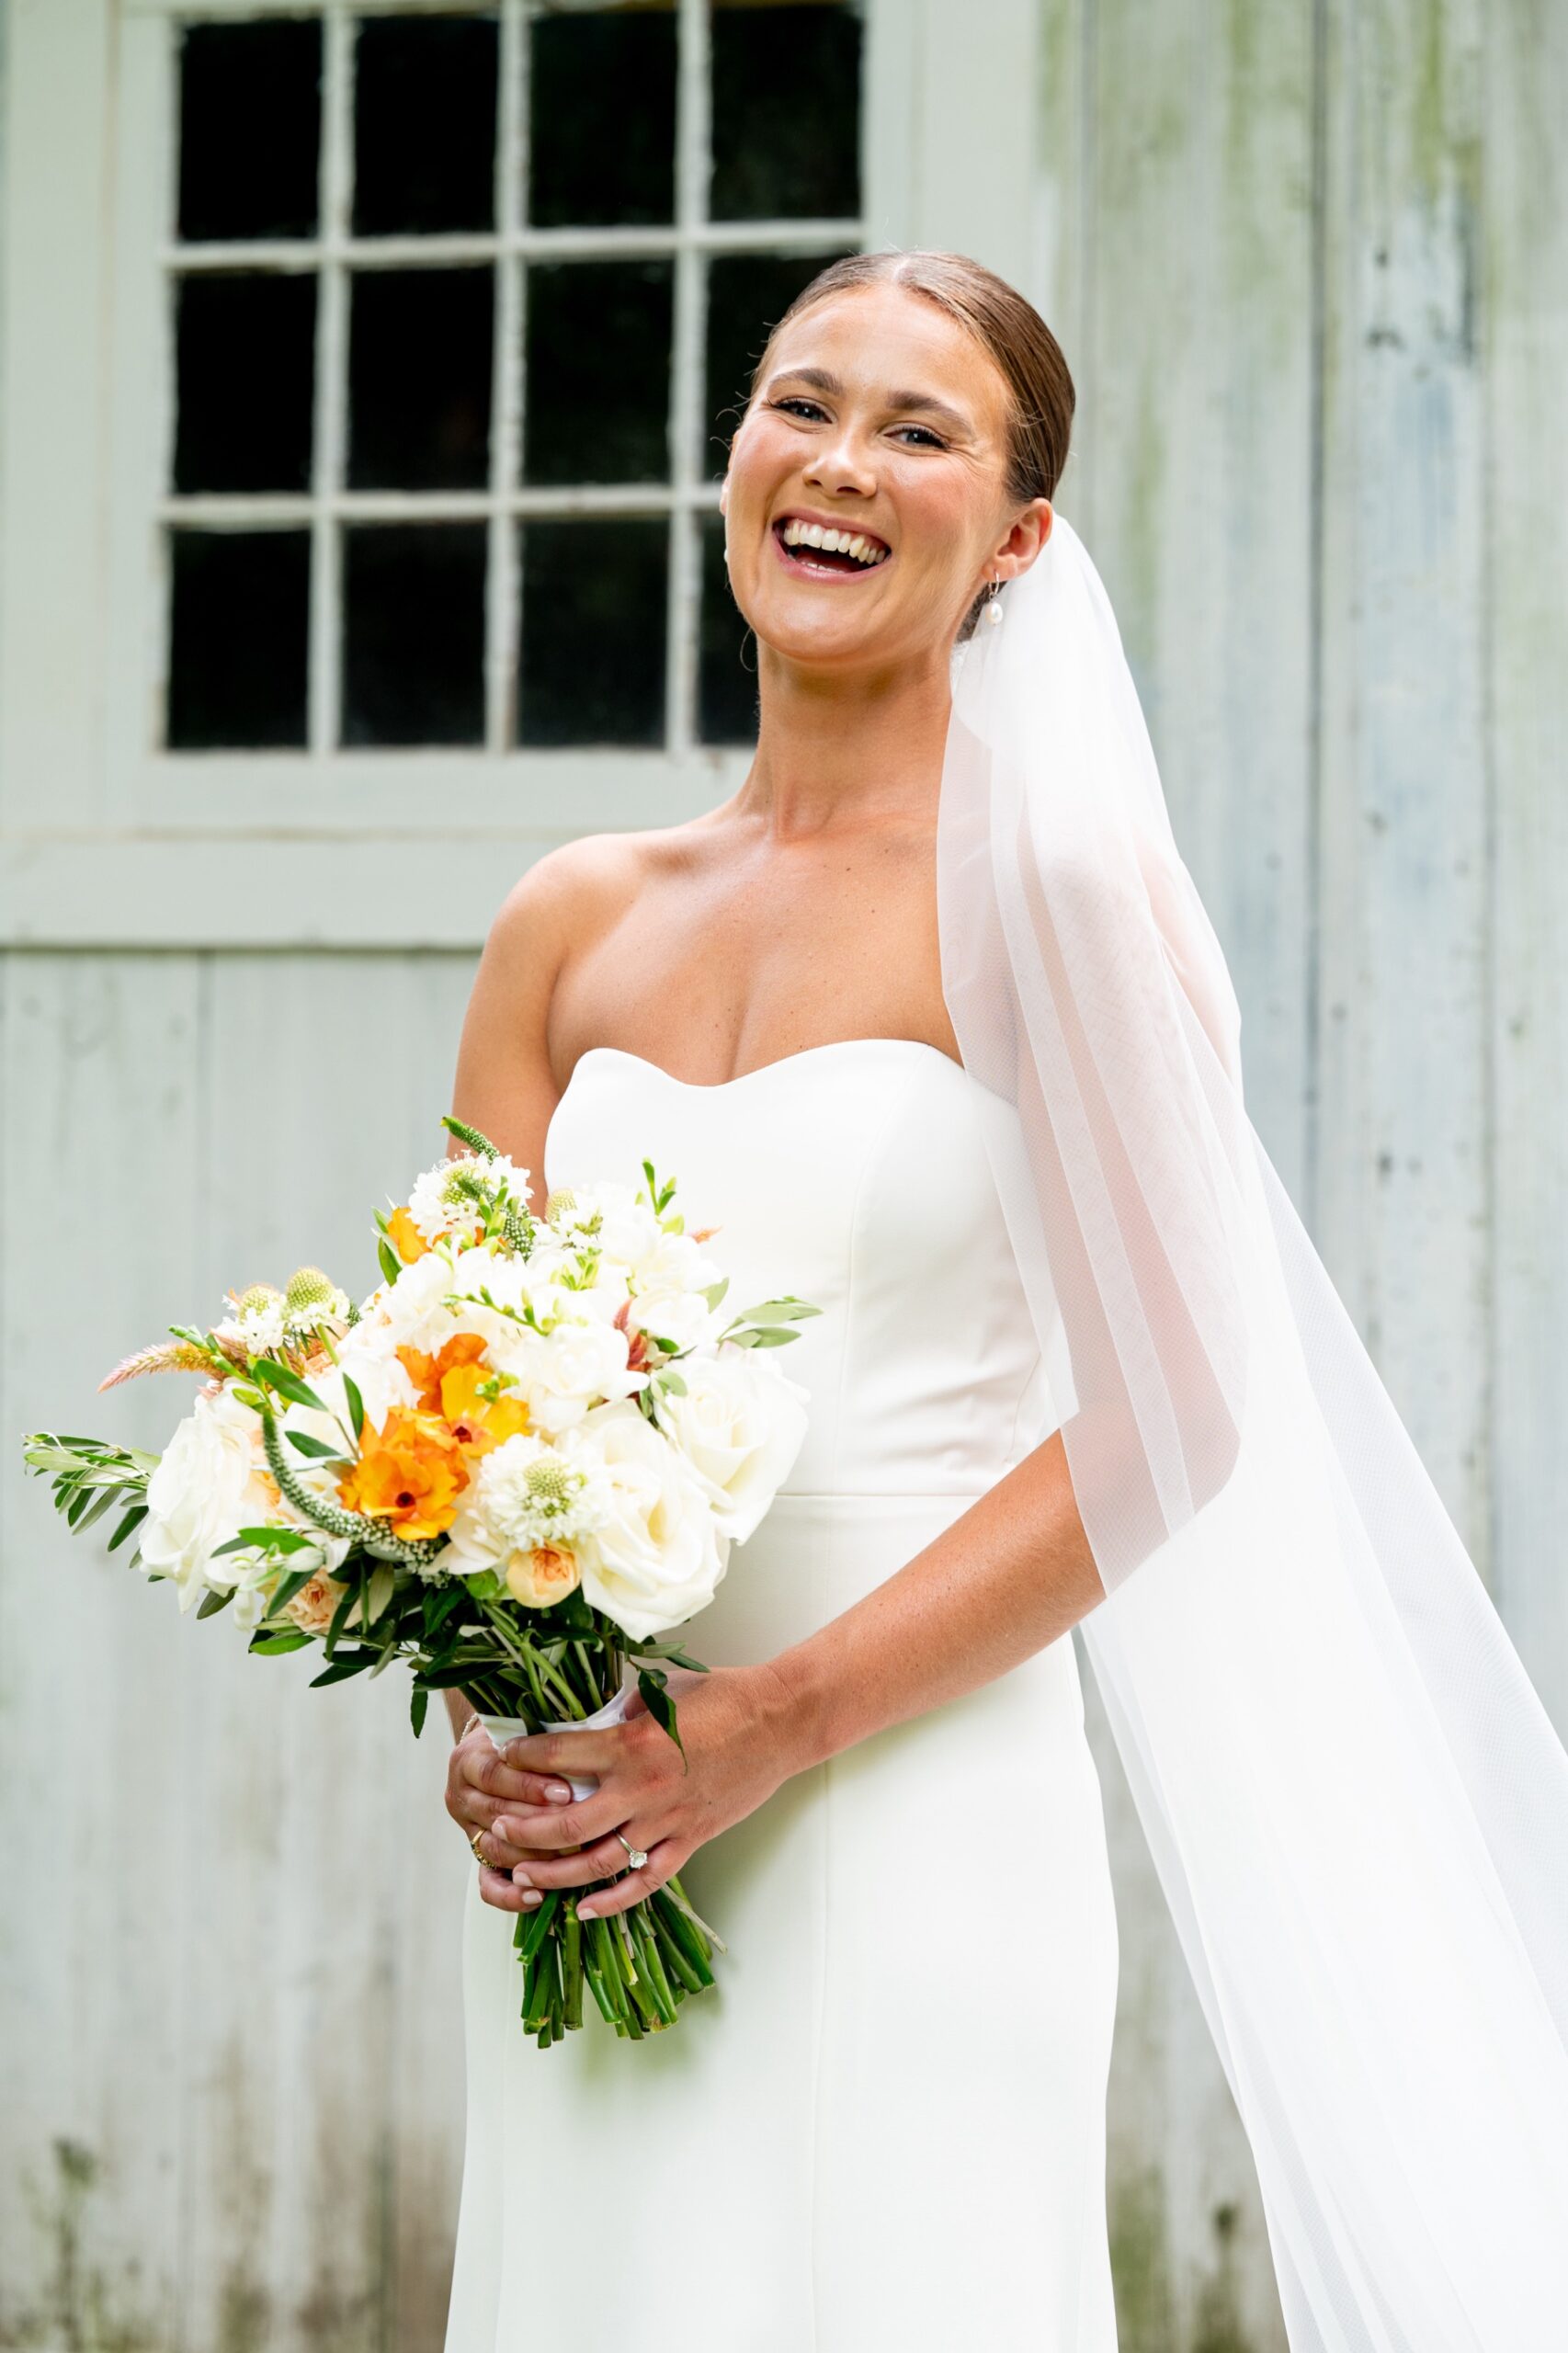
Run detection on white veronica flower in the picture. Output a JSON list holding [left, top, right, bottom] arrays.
[[573, 1400, 729, 1642], [653, 1347, 810, 1540], [140, 1384, 278, 1612]]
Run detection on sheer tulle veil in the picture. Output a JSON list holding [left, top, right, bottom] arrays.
[[937, 517, 1568, 2349]]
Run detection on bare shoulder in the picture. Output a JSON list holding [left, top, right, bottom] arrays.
[[484, 816, 717, 967]]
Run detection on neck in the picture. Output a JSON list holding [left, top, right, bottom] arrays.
[[735, 637, 955, 838]]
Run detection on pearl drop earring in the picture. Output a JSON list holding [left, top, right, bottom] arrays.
[[985, 579, 1005, 626]]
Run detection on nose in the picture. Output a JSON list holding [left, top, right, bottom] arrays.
[[803, 420, 876, 500]]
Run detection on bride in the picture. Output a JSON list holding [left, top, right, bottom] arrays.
[[437, 253, 1568, 2352]]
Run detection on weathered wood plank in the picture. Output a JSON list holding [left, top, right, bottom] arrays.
[[1486, 0, 1568, 1736], [1, 952, 204, 2351], [1314, 0, 1492, 1566], [1040, 0, 1317, 2343], [0, 951, 479, 2352]]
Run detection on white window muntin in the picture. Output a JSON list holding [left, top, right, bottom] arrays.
[[104, 0, 866, 834]]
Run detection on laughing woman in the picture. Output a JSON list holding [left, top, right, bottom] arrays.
[[437, 251, 1568, 2353]]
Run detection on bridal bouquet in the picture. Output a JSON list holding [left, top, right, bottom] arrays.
[[22, 1116, 814, 2046]]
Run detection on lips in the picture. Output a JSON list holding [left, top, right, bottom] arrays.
[[770, 512, 892, 581]]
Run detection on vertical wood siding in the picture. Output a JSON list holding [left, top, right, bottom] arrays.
[[3, 5, 1567, 2348], [1035, 1, 1567, 2346]]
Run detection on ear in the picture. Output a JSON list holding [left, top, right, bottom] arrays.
[[991, 497, 1052, 585]]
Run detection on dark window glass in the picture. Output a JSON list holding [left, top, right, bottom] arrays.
[[174, 274, 316, 494], [528, 8, 676, 228], [348, 269, 493, 491], [710, 6, 861, 222], [704, 249, 852, 475], [353, 15, 498, 235], [167, 530, 309, 750], [343, 525, 488, 746], [518, 519, 666, 747], [523, 262, 672, 486], [698, 514, 756, 745], [177, 21, 322, 243]]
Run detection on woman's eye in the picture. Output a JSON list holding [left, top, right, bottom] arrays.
[[772, 398, 827, 422], [892, 424, 945, 449]]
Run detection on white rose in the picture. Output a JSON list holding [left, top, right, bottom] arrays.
[[140, 1385, 277, 1613], [574, 1400, 728, 1642], [654, 1347, 810, 1540], [502, 1317, 642, 1435], [355, 1247, 460, 1357]]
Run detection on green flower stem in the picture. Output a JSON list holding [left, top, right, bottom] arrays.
[[630, 1906, 678, 2026], [561, 1903, 585, 2031], [653, 1915, 705, 1997]]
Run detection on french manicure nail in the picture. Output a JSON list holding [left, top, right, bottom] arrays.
[[546, 1783, 573, 1804], [576, 1904, 597, 1922], [521, 1889, 542, 1908]]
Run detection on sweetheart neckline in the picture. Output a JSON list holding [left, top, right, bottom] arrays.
[[566, 1038, 962, 1096]]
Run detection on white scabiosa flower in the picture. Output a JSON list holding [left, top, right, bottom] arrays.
[[281, 1264, 350, 1336], [405, 1151, 532, 1245], [221, 1283, 287, 1360], [477, 1433, 612, 1552]]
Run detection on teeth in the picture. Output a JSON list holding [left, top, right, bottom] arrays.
[[778, 517, 889, 566]]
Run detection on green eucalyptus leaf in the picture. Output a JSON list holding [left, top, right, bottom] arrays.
[[343, 1374, 365, 1442], [197, 1585, 235, 1620], [410, 1686, 430, 1738], [377, 1237, 401, 1287], [250, 1630, 312, 1655]]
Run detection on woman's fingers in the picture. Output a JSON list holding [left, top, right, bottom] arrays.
[[506, 1832, 651, 1893], [462, 1744, 574, 1808], [476, 1860, 534, 1913], [576, 1840, 687, 1921], [469, 1816, 552, 1870], [488, 1787, 632, 1855], [497, 1726, 625, 1779]]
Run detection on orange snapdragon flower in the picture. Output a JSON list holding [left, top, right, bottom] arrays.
[[337, 1408, 469, 1541], [398, 1334, 529, 1455]]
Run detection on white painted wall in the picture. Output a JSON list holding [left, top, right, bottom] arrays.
[[4, 5, 1567, 2349]]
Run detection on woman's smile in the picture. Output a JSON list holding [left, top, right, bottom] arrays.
[[769, 507, 892, 584]]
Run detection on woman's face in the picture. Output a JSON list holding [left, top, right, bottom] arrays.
[[720, 282, 1051, 676]]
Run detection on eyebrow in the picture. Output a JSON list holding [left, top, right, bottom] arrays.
[[765, 364, 972, 438]]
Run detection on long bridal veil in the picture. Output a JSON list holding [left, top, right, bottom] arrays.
[[938, 518, 1568, 2351]]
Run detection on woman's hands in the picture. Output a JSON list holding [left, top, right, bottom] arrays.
[[445, 1718, 580, 1915], [464, 1663, 806, 1923]]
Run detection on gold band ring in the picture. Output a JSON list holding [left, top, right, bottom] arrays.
[[470, 1829, 489, 1865]]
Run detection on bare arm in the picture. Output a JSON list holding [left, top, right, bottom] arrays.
[[483, 1429, 1102, 1920], [765, 1427, 1101, 1770]]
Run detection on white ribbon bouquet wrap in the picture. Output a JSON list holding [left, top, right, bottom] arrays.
[[938, 517, 1568, 2350]]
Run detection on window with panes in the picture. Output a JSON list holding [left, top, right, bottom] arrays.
[[162, 1, 864, 759]]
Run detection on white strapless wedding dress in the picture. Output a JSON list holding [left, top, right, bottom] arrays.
[[443, 1040, 1120, 2352]]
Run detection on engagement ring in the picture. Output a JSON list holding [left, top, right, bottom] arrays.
[[616, 1833, 649, 1871]]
